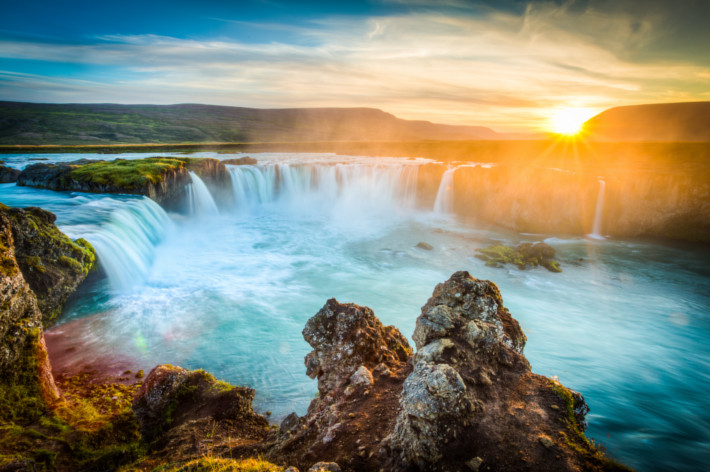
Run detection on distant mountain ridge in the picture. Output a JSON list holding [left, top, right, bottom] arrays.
[[0, 101, 500, 145], [583, 101, 710, 142]]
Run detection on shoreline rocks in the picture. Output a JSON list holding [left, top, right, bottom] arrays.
[[1, 204, 96, 326]]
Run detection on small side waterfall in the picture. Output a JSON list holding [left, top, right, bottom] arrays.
[[589, 179, 606, 239], [433, 167, 456, 214], [75, 197, 174, 291], [187, 171, 219, 217]]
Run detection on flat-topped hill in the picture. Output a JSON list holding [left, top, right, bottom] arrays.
[[0, 102, 499, 145], [583, 101, 710, 142]]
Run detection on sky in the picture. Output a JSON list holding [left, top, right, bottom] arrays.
[[1, 0, 709, 132]]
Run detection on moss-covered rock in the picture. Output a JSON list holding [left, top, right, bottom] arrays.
[[475, 242, 562, 272], [16, 157, 231, 207], [0, 205, 96, 326], [132, 365, 271, 456]]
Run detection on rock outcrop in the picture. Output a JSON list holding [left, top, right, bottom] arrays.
[[270, 273, 627, 472], [16, 157, 231, 207], [222, 156, 258, 165], [133, 364, 272, 458], [1, 205, 96, 326], [475, 242, 562, 272], [0, 210, 61, 405], [0, 164, 20, 183], [17, 158, 192, 205], [0, 211, 43, 378], [269, 299, 413, 470]]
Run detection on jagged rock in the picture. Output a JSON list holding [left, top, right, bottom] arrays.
[[0, 211, 59, 401], [132, 364, 271, 456], [0, 212, 43, 377], [1, 205, 96, 326], [308, 462, 341, 472], [267, 276, 625, 471], [349, 366, 374, 388], [280, 412, 301, 435], [0, 165, 20, 183], [222, 156, 258, 165], [388, 271, 614, 471], [303, 298, 411, 396], [268, 299, 413, 471]]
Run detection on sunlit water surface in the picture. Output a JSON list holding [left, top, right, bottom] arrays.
[[1, 152, 709, 472]]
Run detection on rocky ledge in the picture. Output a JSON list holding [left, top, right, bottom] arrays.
[[0, 204, 95, 326], [16, 157, 229, 206]]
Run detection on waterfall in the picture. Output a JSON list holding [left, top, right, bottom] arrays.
[[72, 197, 174, 291], [589, 179, 606, 239], [433, 167, 456, 214], [186, 171, 219, 217], [227, 163, 419, 215]]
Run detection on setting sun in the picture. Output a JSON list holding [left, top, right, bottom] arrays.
[[551, 108, 597, 135]]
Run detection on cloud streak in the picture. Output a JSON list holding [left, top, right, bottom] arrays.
[[1, 3, 709, 131]]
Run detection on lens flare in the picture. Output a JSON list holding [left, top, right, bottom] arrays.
[[551, 108, 596, 135]]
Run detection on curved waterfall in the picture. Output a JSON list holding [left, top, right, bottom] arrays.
[[72, 197, 174, 291]]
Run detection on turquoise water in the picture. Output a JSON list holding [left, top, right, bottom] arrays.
[[1, 153, 709, 472]]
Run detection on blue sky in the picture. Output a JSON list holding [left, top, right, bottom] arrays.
[[1, 0, 709, 131]]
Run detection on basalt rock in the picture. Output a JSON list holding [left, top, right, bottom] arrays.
[[269, 299, 413, 470], [389, 271, 619, 471], [132, 364, 272, 458], [17, 159, 191, 205], [1, 205, 96, 326], [0, 211, 59, 399], [0, 164, 20, 183], [270, 273, 626, 472], [222, 156, 258, 165]]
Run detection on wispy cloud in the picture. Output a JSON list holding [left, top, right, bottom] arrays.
[[1, 4, 708, 131]]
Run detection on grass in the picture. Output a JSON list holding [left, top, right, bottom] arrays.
[[68, 158, 187, 189], [147, 456, 284, 472]]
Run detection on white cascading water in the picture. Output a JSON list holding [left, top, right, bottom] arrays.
[[589, 179, 606, 239], [186, 171, 220, 217], [227, 163, 419, 218], [70, 197, 174, 291], [433, 167, 456, 214]]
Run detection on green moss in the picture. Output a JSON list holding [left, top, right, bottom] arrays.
[[19, 255, 45, 273], [550, 380, 633, 471], [68, 158, 186, 189], [150, 456, 284, 472], [476, 242, 562, 272]]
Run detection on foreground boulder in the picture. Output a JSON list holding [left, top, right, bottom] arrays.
[[269, 299, 413, 470], [270, 272, 628, 472], [1, 204, 96, 326], [133, 365, 272, 459]]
